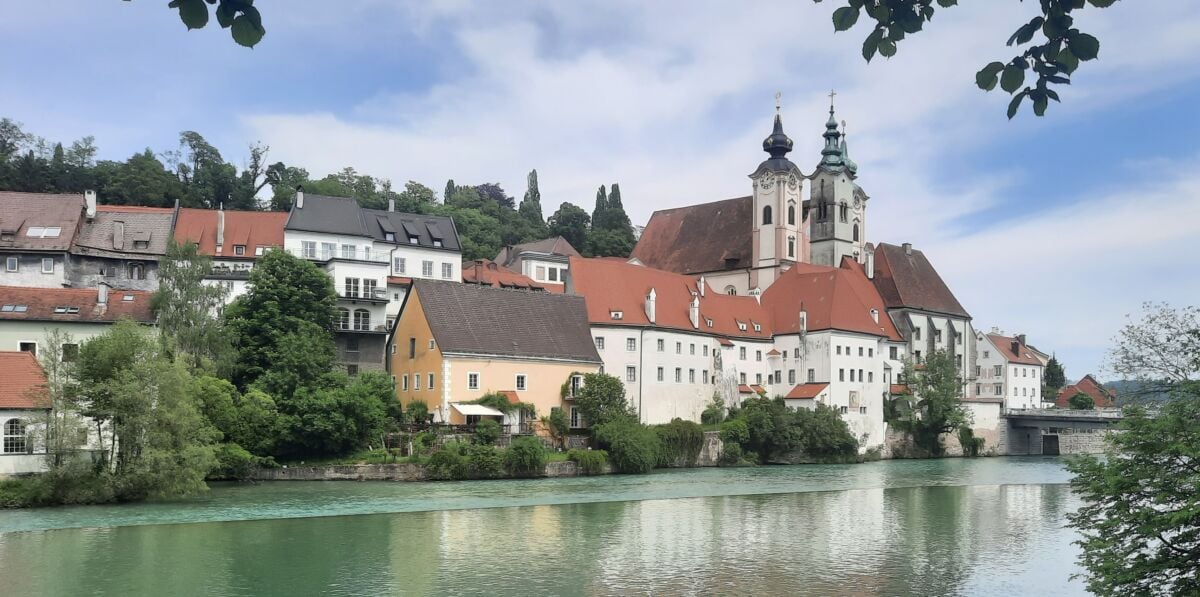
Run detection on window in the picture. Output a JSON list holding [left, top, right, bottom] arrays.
[[535, 265, 546, 281], [674, 368, 682, 383], [345, 277, 360, 298], [755, 373, 763, 385], [428, 339, 435, 349], [1022, 387, 1027, 397], [412, 374, 421, 391], [570, 406, 581, 428], [689, 343, 695, 355], [839, 202, 848, 222], [840, 406, 848, 414], [702, 370, 709, 384], [889, 346, 898, 360], [353, 309, 370, 331], [983, 351, 990, 358], [234, 245, 246, 256], [625, 366, 637, 382], [739, 373, 747, 384], [868, 372, 874, 382], [852, 224, 859, 242], [320, 242, 336, 260], [725, 286, 736, 296], [408, 337, 416, 358], [345, 337, 360, 353], [858, 347, 864, 357], [337, 309, 350, 330], [394, 257, 407, 274], [913, 328, 922, 341], [739, 347, 746, 360], [706, 319, 713, 328], [402, 375, 409, 391], [859, 406, 867, 415], [302, 241, 317, 258], [703, 345, 709, 356], [839, 369, 845, 382], [610, 311, 623, 320], [384, 232, 395, 242], [976, 383, 982, 396], [994, 383, 1003, 395], [516, 374, 527, 391], [657, 339, 664, 352], [868, 348, 874, 357], [422, 260, 434, 277], [41, 258, 54, 274], [755, 350, 762, 362], [442, 263, 453, 280], [340, 244, 356, 260], [788, 205, 796, 225], [3, 419, 27, 454], [347, 364, 359, 376], [657, 367, 664, 382], [595, 337, 605, 350], [788, 236, 795, 258], [836, 346, 842, 355], [934, 329, 943, 342], [5, 257, 16, 272], [409, 235, 419, 245], [675, 342, 681, 354], [994, 365, 1003, 376], [61, 343, 79, 362], [570, 375, 583, 397], [788, 370, 796, 384], [1013, 386, 1018, 397], [773, 370, 781, 383], [762, 205, 772, 225], [1022, 368, 1028, 377], [428, 373, 435, 390], [255, 246, 265, 256], [914, 350, 922, 362], [807, 369, 815, 383], [130, 263, 145, 280], [548, 268, 558, 282], [794, 348, 800, 359], [626, 338, 637, 352], [753, 323, 761, 332], [468, 373, 480, 390], [850, 369, 856, 382], [364, 279, 378, 299], [19, 342, 36, 356], [689, 369, 696, 383]]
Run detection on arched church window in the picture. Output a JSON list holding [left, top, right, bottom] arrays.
[[762, 206, 772, 225], [724, 286, 737, 296], [788, 236, 795, 258], [853, 224, 859, 242], [788, 205, 795, 226], [840, 202, 848, 223]]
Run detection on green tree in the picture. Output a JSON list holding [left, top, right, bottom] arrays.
[[1067, 391, 1095, 410], [152, 240, 231, 370], [1106, 302, 1200, 398], [395, 180, 436, 213], [266, 164, 309, 211], [817, 0, 1123, 118], [896, 350, 970, 455], [37, 329, 86, 469], [573, 372, 634, 428], [592, 418, 659, 474], [1067, 383, 1200, 596], [432, 202, 503, 261], [1044, 355, 1066, 396], [588, 182, 636, 257], [547, 202, 591, 253], [275, 372, 393, 459], [518, 169, 547, 234], [98, 149, 183, 207], [542, 407, 569, 449], [166, 0, 266, 47], [591, 185, 608, 223], [223, 250, 338, 390]]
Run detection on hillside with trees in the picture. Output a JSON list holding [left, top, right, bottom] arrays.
[[0, 117, 638, 261]]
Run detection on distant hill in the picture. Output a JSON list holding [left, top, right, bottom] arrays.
[[1104, 379, 1173, 404]]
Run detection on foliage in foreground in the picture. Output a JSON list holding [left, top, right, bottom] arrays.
[[892, 350, 971, 456], [1066, 383, 1200, 596], [721, 397, 858, 464]]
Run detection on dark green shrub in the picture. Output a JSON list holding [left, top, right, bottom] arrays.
[[719, 443, 743, 466], [503, 436, 547, 477], [567, 449, 608, 475], [474, 419, 501, 445], [719, 418, 749, 445], [701, 394, 726, 425], [957, 427, 985, 457], [465, 444, 505, 479], [425, 442, 468, 480], [655, 418, 704, 467], [211, 443, 258, 480], [593, 418, 659, 474], [412, 431, 435, 454], [406, 400, 430, 423]]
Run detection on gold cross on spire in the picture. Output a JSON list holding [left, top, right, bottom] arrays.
[[828, 88, 837, 110]]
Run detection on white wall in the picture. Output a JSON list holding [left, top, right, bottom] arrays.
[[0, 410, 48, 477], [520, 258, 567, 285], [0, 253, 69, 288], [0, 321, 117, 356], [974, 335, 1044, 409]]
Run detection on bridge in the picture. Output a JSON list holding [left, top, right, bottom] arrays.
[[1002, 408, 1124, 455]]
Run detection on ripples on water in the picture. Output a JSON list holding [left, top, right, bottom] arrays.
[[0, 457, 1086, 596]]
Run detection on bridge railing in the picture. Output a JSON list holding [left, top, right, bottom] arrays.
[[1005, 408, 1123, 419]]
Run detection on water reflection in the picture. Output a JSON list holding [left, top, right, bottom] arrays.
[[1, 482, 1083, 596]]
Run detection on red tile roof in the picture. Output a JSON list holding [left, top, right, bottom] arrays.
[[498, 390, 521, 404], [889, 384, 910, 395], [0, 285, 155, 323], [569, 256, 772, 340], [0, 351, 50, 409], [631, 196, 752, 274], [387, 276, 413, 286], [766, 348, 781, 356], [985, 334, 1042, 366], [462, 259, 561, 293], [738, 384, 754, 394], [750, 384, 766, 394], [716, 337, 734, 347], [785, 383, 828, 399], [173, 208, 286, 259], [1056, 375, 1116, 408], [759, 259, 901, 341], [872, 242, 970, 318], [0, 192, 84, 252]]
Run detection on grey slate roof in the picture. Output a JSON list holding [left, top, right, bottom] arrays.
[[0, 192, 84, 252], [495, 236, 579, 269], [412, 278, 601, 363], [285, 193, 460, 252], [73, 210, 174, 259]]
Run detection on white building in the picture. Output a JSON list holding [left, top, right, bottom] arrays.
[[0, 191, 86, 289], [493, 236, 580, 290], [284, 191, 462, 374], [173, 207, 288, 304], [974, 332, 1044, 409], [0, 352, 52, 477]]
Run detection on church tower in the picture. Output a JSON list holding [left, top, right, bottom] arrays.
[[807, 99, 869, 267], [748, 100, 806, 290]]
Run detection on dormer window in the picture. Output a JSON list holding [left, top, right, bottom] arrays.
[[738, 322, 747, 332], [705, 318, 713, 327], [753, 323, 761, 332], [384, 232, 396, 242], [408, 235, 419, 245], [134, 240, 149, 249], [433, 239, 443, 248], [215, 244, 223, 254], [610, 310, 623, 320], [255, 246, 265, 256], [234, 245, 245, 256]]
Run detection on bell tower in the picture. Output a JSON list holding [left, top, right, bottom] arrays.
[[808, 93, 869, 267], [749, 95, 806, 289]]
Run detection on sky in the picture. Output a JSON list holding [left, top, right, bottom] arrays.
[[2, 1, 1198, 379]]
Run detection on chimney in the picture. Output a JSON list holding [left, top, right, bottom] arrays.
[[688, 295, 700, 329], [749, 287, 762, 304], [799, 308, 808, 333], [698, 275, 705, 297], [388, 198, 395, 212], [295, 186, 304, 209], [1016, 334, 1026, 347], [113, 221, 125, 250], [1011, 340, 1020, 354], [84, 190, 97, 220], [865, 247, 875, 279], [645, 288, 656, 324], [216, 206, 225, 249], [990, 326, 1000, 334], [97, 282, 109, 305], [870, 308, 879, 324], [902, 242, 912, 256]]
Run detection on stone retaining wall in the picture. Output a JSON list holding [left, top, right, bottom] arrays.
[[247, 460, 614, 482]]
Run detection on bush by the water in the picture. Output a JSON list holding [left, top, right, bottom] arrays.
[[473, 418, 501, 445], [654, 418, 705, 467], [567, 449, 608, 474], [503, 436, 547, 477], [465, 444, 505, 479], [425, 443, 469, 480], [593, 418, 660, 474], [723, 397, 858, 463]]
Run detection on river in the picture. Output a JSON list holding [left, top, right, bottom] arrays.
[[0, 457, 1085, 596]]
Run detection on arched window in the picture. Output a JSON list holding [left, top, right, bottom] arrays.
[[762, 205, 772, 225], [840, 202, 848, 223], [788, 236, 795, 258], [724, 286, 737, 296], [788, 204, 796, 225], [354, 309, 371, 331], [3, 418, 27, 454], [336, 308, 350, 330], [853, 224, 859, 242]]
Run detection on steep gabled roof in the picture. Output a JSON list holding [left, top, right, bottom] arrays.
[[174, 208, 287, 259], [0, 351, 50, 409], [985, 333, 1042, 366], [0, 285, 155, 323], [413, 278, 600, 363], [0, 192, 84, 252], [496, 236, 580, 269], [871, 242, 970, 318], [462, 259, 560, 293], [363, 208, 461, 252], [785, 383, 828, 399], [1056, 374, 1117, 408], [73, 207, 175, 259], [568, 256, 772, 340], [631, 196, 752, 274], [760, 260, 901, 340]]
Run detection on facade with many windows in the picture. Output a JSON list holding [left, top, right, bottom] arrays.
[[974, 332, 1044, 409], [173, 207, 288, 304], [0, 351, 51, 477], [0, 191, 85, 289]]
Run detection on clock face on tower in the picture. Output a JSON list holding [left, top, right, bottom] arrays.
[[854, 197, 862, 210]]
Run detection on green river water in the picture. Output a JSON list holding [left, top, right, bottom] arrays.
[[0, 457, 1085, 596]]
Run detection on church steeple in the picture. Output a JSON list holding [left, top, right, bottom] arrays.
[[818, 97, 846, 171], [755, 97, 799, 175], [839, 120, 858, 175]]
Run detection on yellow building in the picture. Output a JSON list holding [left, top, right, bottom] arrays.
[[388, 279, 601, 431]]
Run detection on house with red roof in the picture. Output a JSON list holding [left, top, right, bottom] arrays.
[[0, 351, 51, 477], [1056, 374, 1117, 409], [173, 206, 288, 303], [68, 196, 177, 292], [0, 284, 155, 359], [974, 331, 1045, 409], [0, 191, 87, 289], [462, 259, 560, 293]]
